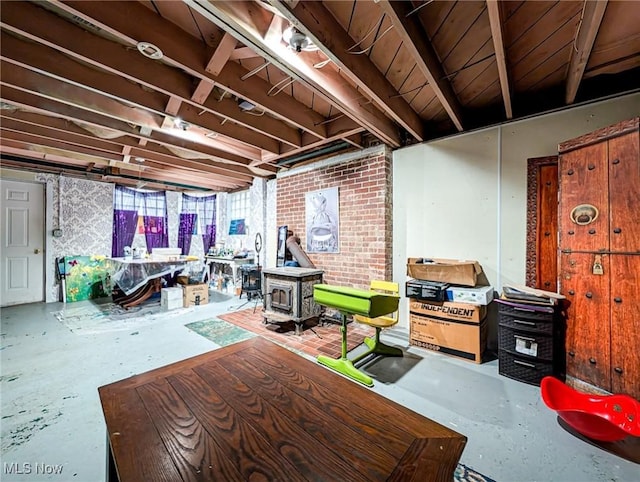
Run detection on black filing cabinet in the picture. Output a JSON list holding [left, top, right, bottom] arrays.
[[497, 300, 564, 386]]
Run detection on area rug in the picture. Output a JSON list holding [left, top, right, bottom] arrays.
[[185, 318, 256, 347], [53, 298, 194, 334], [216, 307, 375, 359]]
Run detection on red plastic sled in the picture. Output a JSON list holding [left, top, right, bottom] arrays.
[[541, 376, 640, 442]]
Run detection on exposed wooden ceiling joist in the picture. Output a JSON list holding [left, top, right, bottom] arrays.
[[0, 5, 296, 152], [0, 116, 258, 183], [205, 32, 237, 76], [377, 0, 465, 131], [188, 0, 403, 147], [487, 0, 513, 119], [0, 0, 636, 192], [0, 130, 246, 190], [49, 0, 330, 141], [566, 0, 609, 104], [0, 142, 237, 191], [0, 85, 278, 176], [269, 0, 425, 142]]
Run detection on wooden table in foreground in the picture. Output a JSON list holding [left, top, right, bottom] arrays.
[[99, 337, 466, 482]]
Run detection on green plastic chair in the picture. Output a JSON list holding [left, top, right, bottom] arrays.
[[314, 282, 401, 387], [351, 280, 403, 364]]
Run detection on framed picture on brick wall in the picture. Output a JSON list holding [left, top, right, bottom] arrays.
[[305, 186, 339, 253]]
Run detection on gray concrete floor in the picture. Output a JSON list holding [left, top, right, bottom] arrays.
[[1, 297, 637, 482]]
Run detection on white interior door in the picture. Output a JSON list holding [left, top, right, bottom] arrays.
[[0, 179, 45, 306]]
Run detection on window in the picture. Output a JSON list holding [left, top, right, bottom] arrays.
[[180, 193, 217, 254], [113, 186, 166, 218], [112, 186, 168, 256], [228, 190, 250, 223], [140, 192, 165, 217]]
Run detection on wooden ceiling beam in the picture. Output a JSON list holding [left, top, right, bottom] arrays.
[[0, 150, 215, 191], [0, 86, 277, 174], [0, 110, 264, 175], [229, 46, 261, 61], [0, 117, 257, 182], [0, 60, 265, 163], [165, 96, 183, 117], [377, 0, 464, 131], [566, 0, 608, 104], [0, 110, 274, 177], [205, 32, 237, 77], [1, 143, 113, 169], [264, 126, 365, 163], [487, 0, 513, 119], [0, 17, 288, 153], [189, 0, 402, 147], [0, 60, 164, 131], [50, 0, 328, 140], [271, 0, 425, 142], [0, 128, 122, 163], [190, 80, 215, 105], [0, 131, 244, 189], [0, 138, 242, 191]]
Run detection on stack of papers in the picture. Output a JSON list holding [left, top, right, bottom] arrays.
[[500, 285, 565, 306]]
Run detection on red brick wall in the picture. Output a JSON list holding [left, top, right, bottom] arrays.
[[277, 150, 392, 290]]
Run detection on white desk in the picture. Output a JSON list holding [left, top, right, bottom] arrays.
[[205, 256, 254, 283]]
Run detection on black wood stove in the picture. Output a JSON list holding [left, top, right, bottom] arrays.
[[262, 267, 324, 334], [239, 264, 262, 300]]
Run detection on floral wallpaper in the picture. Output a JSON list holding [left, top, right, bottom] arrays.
[[266, 179, 278, 267], [249, 178, 266, 262], [167, 191, 180, 249], [35, 174, 113, 302]]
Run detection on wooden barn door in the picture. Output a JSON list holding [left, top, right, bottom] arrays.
[[526, 156, 558, 290]]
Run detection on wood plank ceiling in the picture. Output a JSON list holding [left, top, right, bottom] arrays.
[[1, 1, 638, 192]]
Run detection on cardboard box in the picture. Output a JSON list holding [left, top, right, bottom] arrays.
[[409, 300, 487, 323], [445, 285, 495, 305], [410, 312, 487, 363], [183, 283, 209, 307], [405, 279, 449, 302], [407, 258, 483, 287], [161, 287, 183, 311], [176, 275, 190, 285]]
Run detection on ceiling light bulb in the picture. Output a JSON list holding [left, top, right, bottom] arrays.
[[282, 25, 314, 53], [173, 118, 189, 131]]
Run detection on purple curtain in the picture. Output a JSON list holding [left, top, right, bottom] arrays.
[[143, 215, 168, 251], [182, 193, 217, 254], [198, 195, 217, 253], [112, 186, 168, 256], [138, 190, 168, 253], [203, 224, 217, 253], [111, 209, 138, 257], [178, 213, 197, 255]]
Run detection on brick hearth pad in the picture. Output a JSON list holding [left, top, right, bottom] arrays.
[[218, 308, 375, 359]]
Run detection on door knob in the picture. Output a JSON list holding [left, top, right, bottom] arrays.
[[34, 248, 41, 254]]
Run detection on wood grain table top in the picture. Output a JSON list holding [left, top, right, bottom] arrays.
[[99, 337, 466, 481]]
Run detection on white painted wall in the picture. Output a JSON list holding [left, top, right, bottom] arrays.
[[393, 92, 640, 329]]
